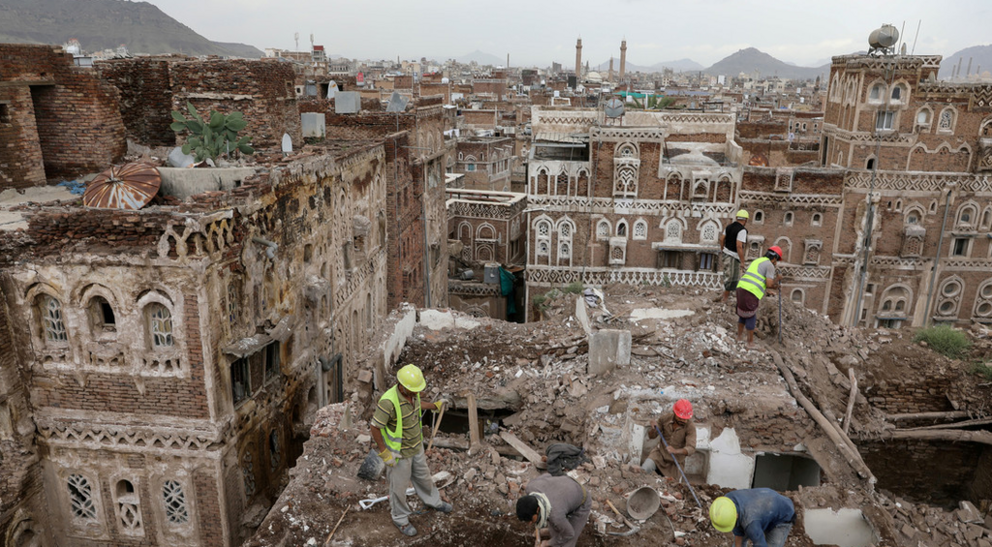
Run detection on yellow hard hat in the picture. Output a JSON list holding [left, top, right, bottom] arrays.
[[736, 209, 749, 220], [710, 496, 737, 533], [397, 364, 426, 392]]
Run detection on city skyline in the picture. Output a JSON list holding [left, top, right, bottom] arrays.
[[142, 0, 990, 67]]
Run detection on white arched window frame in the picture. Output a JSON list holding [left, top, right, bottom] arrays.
[[476, 222, 497, 240], [616, 219, 629, 238], [915, 107, 933, 131], [699, 220, 720, 244], [938, 107, 956, 133], [974, 280, 992, 319], [956, 202, 979, 229], [904, 206, 925, 225], [632, 219, 648, 240], [664, 219, 683, 244], [137, 291, 178, 351], [596, 219, 611, 240], [534, 217, 552, 261], [616, 142, 638, 158], [868, 82, 885, 102]]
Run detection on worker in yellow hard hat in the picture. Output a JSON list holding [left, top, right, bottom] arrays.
[[370, 364, 451, 536], [718, 209, 750, 303], [710, 488, 795, 547]]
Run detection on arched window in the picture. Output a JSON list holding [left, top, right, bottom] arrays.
[[811, 213, 822, 227], [665, 220, 682, 243], [616, 220, 628, 237], [39, 295, 68, 345], [596, 219, 610, 239], [559, 242, 571, 259], [938, 108, 955, 132], [633, 219, 648, 240], [67, 474, 97, 520], [146, 304, 174, 348], [865, 157, 875, 170], [115, 479, 142, 533], [791, 289, 804, 304], [957, 204, 977, 228], [869, 83, 884, 101], [700, 221, 719, 243], [784, 211, 794, 226], [753, 210, 764, 223], [536, 220, 551, 237], [616, 143, 637, 158], [905, 209, 921, 224], [89, 296, 116, 334]]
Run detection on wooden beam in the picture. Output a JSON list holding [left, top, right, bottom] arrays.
[[842, 367, 857, 436], [887, 411, 973, 422], [872, 429, 992, 446], [467, 392, 480, 450], [499, 431, 547, 469]]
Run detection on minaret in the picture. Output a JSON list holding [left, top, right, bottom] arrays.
[[609, 57, 614, 83], [619, 39, 627, 82], [575, 37, 583, 83]]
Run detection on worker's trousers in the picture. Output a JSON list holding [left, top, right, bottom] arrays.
[[742, 522, 792, 547], [387, 446, 442, 526]]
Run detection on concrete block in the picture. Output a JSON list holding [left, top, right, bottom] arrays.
[[301, 112, 325, 138], [704, 427, 754, 490], [574, 296, 591, 334], [419, 309, 455, 330], [158, 167, 258, 200], [587, 329, 631, 376], [335, 92, 361, 114]]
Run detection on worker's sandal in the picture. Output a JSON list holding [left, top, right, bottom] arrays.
[[394, 522, 417, 536], [432, 502, 453, 513]]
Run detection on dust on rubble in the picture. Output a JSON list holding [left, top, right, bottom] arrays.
[[246, 285, 992, 547]]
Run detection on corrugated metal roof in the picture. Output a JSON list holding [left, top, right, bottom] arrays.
[[534, 131, 587, 144]]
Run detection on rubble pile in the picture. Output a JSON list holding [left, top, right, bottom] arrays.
[[247, 285, 992, 547]]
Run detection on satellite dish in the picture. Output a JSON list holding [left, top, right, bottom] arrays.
[[868, 24, 899, 55], [604, 97, 625, 118], [84, 163, 160, 210]]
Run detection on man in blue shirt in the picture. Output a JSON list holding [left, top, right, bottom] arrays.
[[709, 488, 795, 547]]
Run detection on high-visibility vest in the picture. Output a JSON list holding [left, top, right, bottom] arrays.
[[378, 385, 421, 456], [737, 257, 771, 300]]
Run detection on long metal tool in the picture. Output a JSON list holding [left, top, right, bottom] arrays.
[[778, 283, 783, 345], [654, 425, 702, 509], [605, 499, 640, 537], [427, 403, 446, 453]]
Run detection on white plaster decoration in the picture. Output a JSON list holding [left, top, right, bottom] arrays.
[[633, 219, 648, 240], [526, 266, 723, 289], [163, 480, 190, 525], [68, 474, 97, 520]]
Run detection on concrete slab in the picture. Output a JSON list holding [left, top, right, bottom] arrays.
[[0, 185, 76, 206], [588, 329, 631, 375], [704, 427, 754, 489], [419, 309, 455, 330], [804, 508, 878, 547], [574, 296, 592, 334], [629, 308, 694, 321], [301, 112, 326, 138], [335, 92, 361, 114], [158, 167, 258, 200], [453, 316, 481, 330]]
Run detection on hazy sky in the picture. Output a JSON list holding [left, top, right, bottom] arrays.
[[144, 0, 990, 67]]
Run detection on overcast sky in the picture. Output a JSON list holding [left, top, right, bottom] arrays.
[[144, 0, 990, 67]]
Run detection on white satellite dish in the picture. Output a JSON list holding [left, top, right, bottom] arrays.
[[604, 97, 625, 118]]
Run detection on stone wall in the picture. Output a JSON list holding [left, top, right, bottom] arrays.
[[96, 58, 177, 147]]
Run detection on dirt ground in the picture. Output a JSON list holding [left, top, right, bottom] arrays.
[[246, 285, 992, 547]]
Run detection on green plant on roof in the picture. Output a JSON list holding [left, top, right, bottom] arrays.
[[170, 101, 254, 162]]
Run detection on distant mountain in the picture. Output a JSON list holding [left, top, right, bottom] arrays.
[[939, 44, 992, 79], [456, 50, 504, 66], [593, 58, 703, 73], [0, 0, 263, 57], [650, 59, 704, 71], [705, 48, 826, 80]]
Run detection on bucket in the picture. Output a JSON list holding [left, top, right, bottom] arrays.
[[626, 486, 660, 520]]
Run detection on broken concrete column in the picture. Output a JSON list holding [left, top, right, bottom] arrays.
[[587, 329, 631, 376]]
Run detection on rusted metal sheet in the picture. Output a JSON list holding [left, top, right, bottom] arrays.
[[83, 163, 161, 209]]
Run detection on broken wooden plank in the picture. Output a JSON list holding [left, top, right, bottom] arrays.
[[467, 392, 480, 450], [499, 431, 547, 469]]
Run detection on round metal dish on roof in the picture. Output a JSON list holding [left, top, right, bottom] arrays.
[[83, 163, 161, 209]]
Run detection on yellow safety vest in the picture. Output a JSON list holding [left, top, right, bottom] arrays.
[[737, 257, 771, 300], [378, 385, 421, 456]]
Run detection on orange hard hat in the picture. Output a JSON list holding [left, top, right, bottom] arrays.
[[673, 399, 693, 420], [768, 246, 783, 259]]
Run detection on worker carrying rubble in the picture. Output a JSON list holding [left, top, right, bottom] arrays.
[[516, 473, 592, 547], [370, 364, 452, 537], [640, 399, 697, 479], [718, 209, 750, 303], [710, 487, 795, 547], [735, 246, 783, 349]]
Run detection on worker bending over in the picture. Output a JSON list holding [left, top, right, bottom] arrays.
[[710, 487, 795, 547], [370, 364, 452, 537], [736, 246, 783, 348], [516, 473, 591, 547], [640, 399, 696, 480]]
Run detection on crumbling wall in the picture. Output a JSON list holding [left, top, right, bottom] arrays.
[[0, 44, 126, 189], [96, 58, 177, 147], [169, 59, 301, 149]]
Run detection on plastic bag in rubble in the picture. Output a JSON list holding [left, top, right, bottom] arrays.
[[583, 287, 604, 308], [357, 449, 385, 481], [546, 443, 588, 476]]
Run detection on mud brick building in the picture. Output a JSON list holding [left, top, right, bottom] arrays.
[[453, 137, 514, 190], [0, 142, 389, 546], [96, 57, 302, 150], [298, 98, 449, 310], [524, 106, 744, 320], [0, 44, 126, 190]]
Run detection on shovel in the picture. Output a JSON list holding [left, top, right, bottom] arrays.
[[605, 499, 640, 537]]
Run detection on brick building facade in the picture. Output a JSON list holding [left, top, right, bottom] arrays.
[[0, 144, 389, 546], [453, 137, 514, 190]]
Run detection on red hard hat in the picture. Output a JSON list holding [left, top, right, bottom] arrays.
[[768, 246, 783, 259], [673, 399, 693, 420]]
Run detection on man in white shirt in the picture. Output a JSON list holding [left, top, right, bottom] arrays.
[[718, 210, 749, 303]]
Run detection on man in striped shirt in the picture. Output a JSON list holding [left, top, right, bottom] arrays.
[[370, 364, 452, 536]]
